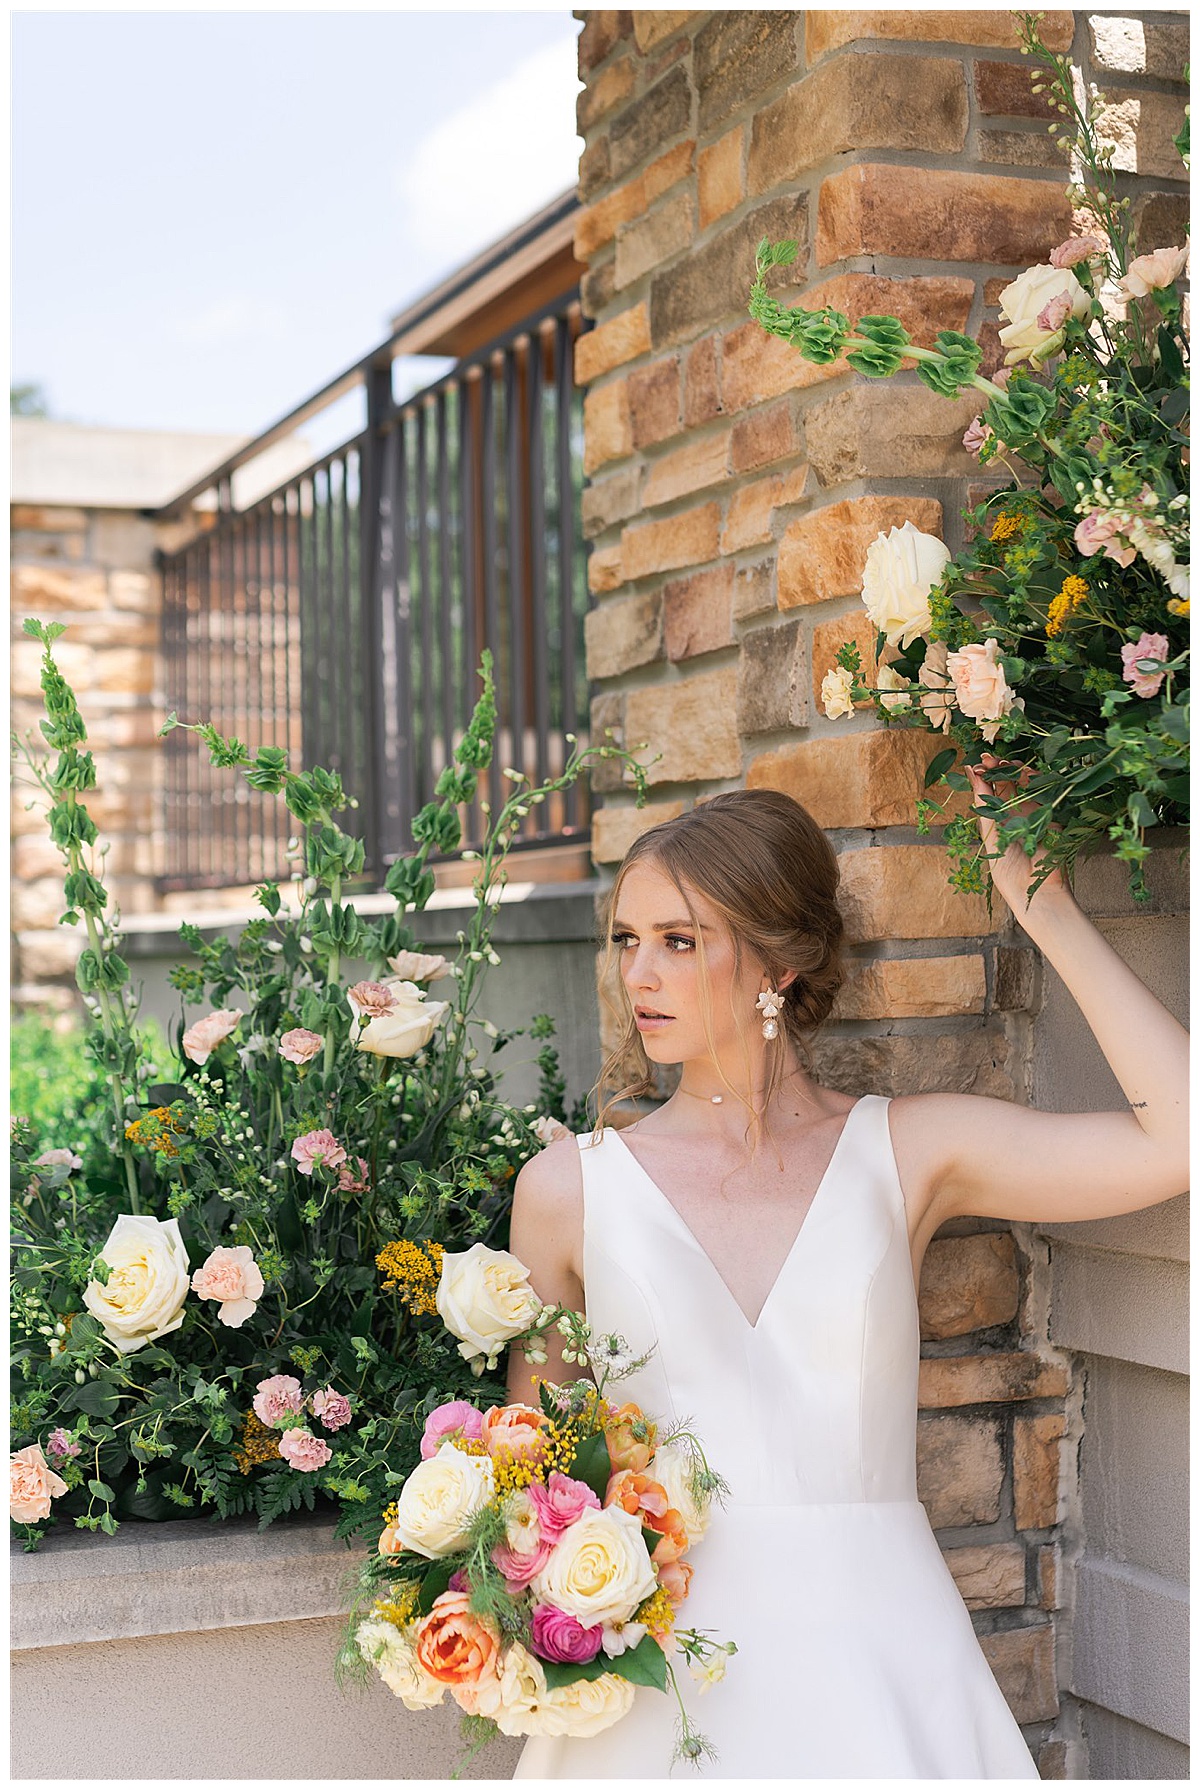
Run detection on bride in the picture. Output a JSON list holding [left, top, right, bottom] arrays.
[[505, 774, 1188, 1779]]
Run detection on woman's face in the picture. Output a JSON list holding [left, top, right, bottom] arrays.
[[609, 859, 777, 1068]]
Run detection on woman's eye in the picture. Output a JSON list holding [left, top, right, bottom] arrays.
[[609, 933, 693, 952], [666, 935, 695, 952]]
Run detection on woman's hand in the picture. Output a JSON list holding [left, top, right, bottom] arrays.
[[964, 751, 1076, 926]]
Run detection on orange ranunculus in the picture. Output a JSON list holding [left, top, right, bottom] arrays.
[[605, 1470, 689, 1564], [415, 1590, 501, 1687], [604, 1403, 657, 1474], [656, 1557, 694, 1607], [481, 1402, 551, 1466]]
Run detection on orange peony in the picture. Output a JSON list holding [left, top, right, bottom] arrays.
[[604, 1403, 657, 1474], [481, 1402, 552, 1466], [605, 1469, 689, 1565], [415, 1591, 501, 1688]]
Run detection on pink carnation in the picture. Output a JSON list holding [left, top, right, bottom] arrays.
[[1121, 632, 1171, 699], [253, 1374, 305, 1427], [181, 1008, 243, 1066], [420, 1400, 485, 1460], [1050, 234, 1105, 269], [46, 1427, 80, 1460], [278, 1427, 332, 1472], [962, 415, 991, 457], [190, 1246, 264, 1328], [1074, 508, 1137, 568], [279, 1028, 323, 1065], [290, 1129, 347, 1176], [337, 1155, 370, 1194], [311, 1387, 353, 1431], [347, 980, 397, 1021], [526, 1471, 602, 1539], [1036, 291, 1071, 333], [530, 1602, 604, 1665], [35, 1148, 83, 1172]]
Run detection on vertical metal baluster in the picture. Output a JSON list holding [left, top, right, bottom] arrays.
[[340, 450, 355, 803], [437, 386, 454, 796], [458, 373, 479, 847], [505, 342, 527, 838], [394, 411, 416, 845], [480, 358, 501, 824], [299, 476, 315, 773], [265, 497, 281, 879], [325, 463, 337, 775], [554, 316, 580, 832], [528, 325, 550, 812], [416, 401, 433, 812]]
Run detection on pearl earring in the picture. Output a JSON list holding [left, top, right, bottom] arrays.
[[756, 986, 784, 1040]]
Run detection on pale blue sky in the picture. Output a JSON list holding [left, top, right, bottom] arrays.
[[12, 10, 582, 444]]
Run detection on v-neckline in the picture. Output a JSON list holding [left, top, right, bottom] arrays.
[[604, 1098, 868, 1334]]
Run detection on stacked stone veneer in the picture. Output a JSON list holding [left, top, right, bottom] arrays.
[[572, 9, 1187, 1776]]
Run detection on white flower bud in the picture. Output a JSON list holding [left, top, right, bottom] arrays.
[[75, 1368, 86, 1385]]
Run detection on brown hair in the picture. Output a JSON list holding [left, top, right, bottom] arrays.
[[589, 789, 845, 1154]]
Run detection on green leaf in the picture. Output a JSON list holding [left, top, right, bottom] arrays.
[[607, 1633, 669, 1691], [563, 1430, 612, 1502], [415, 1557, 457, 1615], [641, 1523, 661, 1557], [1156, 327, 1185, 384], [924, 747, 959, 788], [87, 1479, 115, 1502], [67, 1380, 120, 1419]]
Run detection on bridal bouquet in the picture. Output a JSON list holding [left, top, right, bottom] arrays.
[[748, 11, 1189, 903], [341, 1243, 734, 1773], [10, 623, 648, 1548]]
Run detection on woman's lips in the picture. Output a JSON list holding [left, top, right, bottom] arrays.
[[635, 1011, 674, 1031]]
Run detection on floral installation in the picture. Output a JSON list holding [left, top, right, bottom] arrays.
[[10, 624, 649, 1547], [339, 1243, 734, 1775], [749, 12, 1188, 903]]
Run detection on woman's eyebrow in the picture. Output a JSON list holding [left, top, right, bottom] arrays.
[[611, 918, 710, 932]]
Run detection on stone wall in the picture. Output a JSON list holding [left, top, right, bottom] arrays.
[[572, 8, 1188, 1777]]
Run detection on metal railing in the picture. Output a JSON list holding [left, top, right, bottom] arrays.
[[158, 294, 591, 892]]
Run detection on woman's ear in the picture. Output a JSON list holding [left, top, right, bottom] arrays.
[[777, 969, 799, 994]]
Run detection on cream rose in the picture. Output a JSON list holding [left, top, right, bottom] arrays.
[[390, 1440, 495, 1558], [997, 263, 1091, 366], [820, 665, 855, 720], [861, 522, 951, 650], [1119, 244, 1189, 299], [470, 1641, 552, 1736], [10, 1444, 69, 1523], [83, 1214, 191, 1354], [356, 1618, 447, 1710], [538, 1671, 638, 1739], [354, 979, 450, 1060], [946, 637, 1018, 742], [436, 1242, 543, 1370], [529, 1504, 657, 1629], [649, 1441, 711, 1547]]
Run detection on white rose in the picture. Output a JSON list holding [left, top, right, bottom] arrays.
[[355, 980, 450, 1059], [530, 1505, 657, 1629], [861, 522, 951, 650], [819, 664, 856, 720], [874, 663, 913, 715], [357, 1618, 446, 1710], [997, 263, 1090, 367], [436, 1242, 543, 1369], [83, 1214, 191, 1355], [538, 1671, 637, 1739], [471, 1641, 551, 1736], [649, 1441, 710, 1547], [391, 1440, 495, 1558]]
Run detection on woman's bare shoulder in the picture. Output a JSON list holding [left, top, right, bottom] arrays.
[[511, 1129, 586, 1289]]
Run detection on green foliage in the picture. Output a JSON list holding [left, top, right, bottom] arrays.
[[748, 13, 1189, 901], [10, 640, 652, 1547]]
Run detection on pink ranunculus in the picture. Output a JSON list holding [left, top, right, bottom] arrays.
[[46, 1427, 80, 1461], [278, 1427, 332, 1472], [290, 1129, 347, 1176], [1050, 234, 1106, 269], [346, 980, 398, 1022], [190, 1245, 265, 1328], [35, 1148, 83, 1172], [530, 1602, 604, 1665], [181, 1008, 243, 1066], [311, 1387, 353, 1431], [1074, 508, 1137, 568], [420, 1400, 485, 1460], [1120, 244, 1189, 299], [946, 637, 1015, 725], [1121, 632, 1171, 699], [278, 1027, 323, 1065], [492, 1532, 557, 1591], [10, 1444, 69, 1523], [337, 1155, 370, 1195], [527, 1471, 602, 1539], [1036, 291, 1072, 333], [253, 1374, 305, 1427], [961, 415, 991, 458]]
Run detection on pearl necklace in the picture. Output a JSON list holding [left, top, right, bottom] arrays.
[[675, 1085, 724, 1104]]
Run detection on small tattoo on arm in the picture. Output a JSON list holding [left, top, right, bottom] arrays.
[[1129, 1101, 1148, 1110]]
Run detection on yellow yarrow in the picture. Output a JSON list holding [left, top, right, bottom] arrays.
[[375, 1239, 445, 1315], [233, 1408, 284, 1475], [1167, 596, 1189, 617], [124, 1105, 188, 1159], [372, 1584, 421, 1629], [1046, 573, 1090, 637], [635, 1586, 676, 1641], [989, 511, 1029, 545]]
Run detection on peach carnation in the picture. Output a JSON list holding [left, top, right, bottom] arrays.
[[181, 1008, 243, 1066], [278, 1027, 323, 1064], [10, 1444, 69, 1524], [190, 1245, 264, 1328], [278, 1426, 332, 1472], [1119, 244, 1189, 298], [290, 1129, 347, 1176], [347, 980, 397, 1021]]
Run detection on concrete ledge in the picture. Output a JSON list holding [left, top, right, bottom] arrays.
[[11, 1511, 365, 1650], [1048, 1242, 1189, 1374], [1073, 1553, 1190, 1744]]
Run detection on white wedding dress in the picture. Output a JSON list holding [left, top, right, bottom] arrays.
[[514, 1095, 1040, 1779]]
